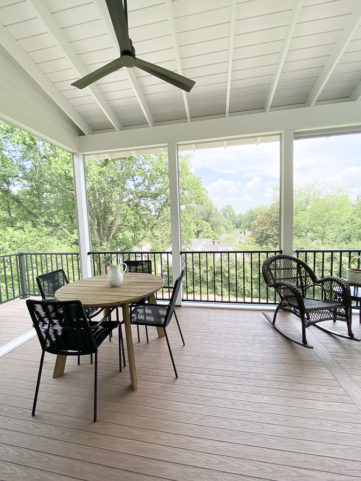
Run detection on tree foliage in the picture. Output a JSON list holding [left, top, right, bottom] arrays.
[[0, 121, 77, 253]]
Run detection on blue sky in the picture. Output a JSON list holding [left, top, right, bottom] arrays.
[[183, 140, 280, 213], [182, 132, 361, 213]]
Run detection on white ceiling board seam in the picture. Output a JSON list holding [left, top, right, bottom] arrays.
[[307, 0, 361, 106], [225, 0, 236, 117], [0, 21, 92, 135], [265, 0, 303, 112], [93, 0, 154, 127], [29, 0, 123, 131], [164, 0, 191, 123]]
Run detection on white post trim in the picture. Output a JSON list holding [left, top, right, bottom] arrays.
[[167, 141, 182, 303], [72, 153, 92, 278], [280, 130, 294, 255]]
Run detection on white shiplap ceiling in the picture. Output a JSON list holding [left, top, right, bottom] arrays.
[[1, 0, 361, 136]]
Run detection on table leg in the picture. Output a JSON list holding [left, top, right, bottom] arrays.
[[122, 303, 137, 390], [53, 354, 67, 378], [149, 293, 165, 338]]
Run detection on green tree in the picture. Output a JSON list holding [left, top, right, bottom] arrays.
[[0, 121, 77, 253], [86, 154, 171, 251], [249, 207, 280, 249], [220, 204, 237, 228]]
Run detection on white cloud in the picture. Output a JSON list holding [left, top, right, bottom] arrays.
[[205, 178, 268, 211], [244, 177, 261, 192]]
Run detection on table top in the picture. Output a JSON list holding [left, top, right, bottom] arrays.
[[55, 273, 163, 308]]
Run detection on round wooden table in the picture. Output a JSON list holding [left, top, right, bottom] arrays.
[[55, 272, 163, 390]]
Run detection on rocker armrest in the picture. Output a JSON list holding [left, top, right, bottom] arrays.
[[269, 280, 305, 307], [315, 276, 351, 306]]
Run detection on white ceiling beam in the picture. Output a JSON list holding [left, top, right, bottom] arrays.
[[126, 69, 154, 126], [265, 0, 303, 112], [94, 0, 153, 127], [29, 0, 123, 131], [79, 101, 361, 154], [165, 0, 191, 122], [225, 0, 237, 117], [307, 0, 361, 106], [0, 21, 92, 135], [350, 80, 361, 101]]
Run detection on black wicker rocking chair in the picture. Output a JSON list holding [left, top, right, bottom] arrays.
[[262, 254, 357, 348]]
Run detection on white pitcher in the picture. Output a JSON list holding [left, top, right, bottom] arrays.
[[107, 263, 127, 287]]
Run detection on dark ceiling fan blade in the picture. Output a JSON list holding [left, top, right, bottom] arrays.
[[135, 58, 195, 92], [72, 57, 127, 89], [106, 0, 132, 52]]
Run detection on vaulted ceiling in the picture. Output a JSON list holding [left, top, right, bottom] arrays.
[[1, 0, 361, 137]]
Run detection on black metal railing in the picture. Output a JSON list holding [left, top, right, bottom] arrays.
[[0, 252, 80, 304], [2, 248, 361, 306], [0, 254, 21, 303], [181, 250, 281, 303], [295, 249, 361, 279], [88, 251, 173, 300]]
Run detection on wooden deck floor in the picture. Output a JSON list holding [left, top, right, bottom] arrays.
[[1, 300, 361, 480]]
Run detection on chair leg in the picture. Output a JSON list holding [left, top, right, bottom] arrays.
[[118, 325, 124, 372], [94, 351, 98, 423], [301, 314, 308, 346], [164, 328, 178, 378], [32, 350, 45, 416], [174, 310, 185, 346], [137, 325, 140, 342], [346, 309, 355, 339], [108, 310, 113, 342], [145, 325, 149, 343], [118, 325, 122, 372]]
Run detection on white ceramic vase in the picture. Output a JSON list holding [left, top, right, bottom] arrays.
[[107, 263, 127, 287], [347, 268, 361, 285]]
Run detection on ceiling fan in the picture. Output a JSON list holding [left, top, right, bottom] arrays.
[[71, 0, 195, 92]]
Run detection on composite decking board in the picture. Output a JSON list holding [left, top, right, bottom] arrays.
[[1, 305, 361, 480], [2, 415, 361, 480], [0, 460, 85, 481], [3, 405, 361, 469]]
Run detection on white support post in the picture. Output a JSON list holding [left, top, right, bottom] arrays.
[[167, 141, 182, 303], [72, 153, 92, 278], [280, 130, 294, 255]]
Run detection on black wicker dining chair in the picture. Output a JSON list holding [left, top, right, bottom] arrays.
[[262, 254, 356, 348], [130, 270, 185, 378], [124, 259, 152, 342], [26, 299, 120, 422], [36, 269, 126, 370], [36, 269, 102, 319]]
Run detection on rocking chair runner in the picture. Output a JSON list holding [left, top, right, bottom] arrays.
[[262, 254, 356, 348]]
